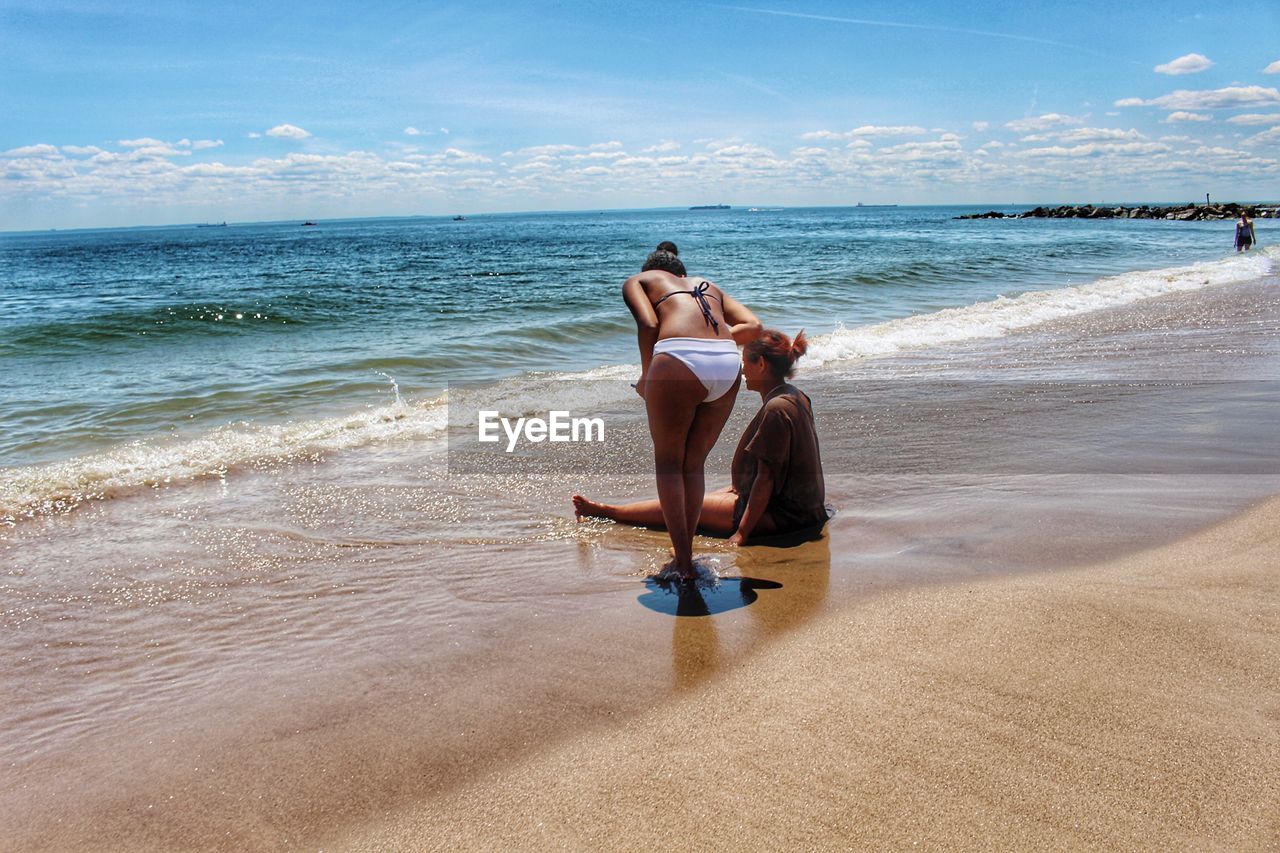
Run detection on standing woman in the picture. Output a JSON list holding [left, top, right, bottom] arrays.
[[624, 249, 761, 579], [1235, 212, 1257, 252]]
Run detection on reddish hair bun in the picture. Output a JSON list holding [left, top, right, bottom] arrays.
[[745, 328, 807, 378]]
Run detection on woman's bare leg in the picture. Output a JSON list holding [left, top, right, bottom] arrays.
[[572, 490, 739, 535], [680, 375, 740, 539], [572, 495, 664, 526], [695, 491, 739, 535], [644, 356, 709, 577]]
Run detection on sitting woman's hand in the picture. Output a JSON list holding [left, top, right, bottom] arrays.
[[727, 530, 747, 548], [633, 377, 647, 399]]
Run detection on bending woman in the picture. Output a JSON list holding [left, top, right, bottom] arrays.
[[618, 249, 761, 578], [575, 329, 826, 548]]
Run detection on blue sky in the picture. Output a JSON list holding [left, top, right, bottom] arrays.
[[2, 0, 1278, 229]]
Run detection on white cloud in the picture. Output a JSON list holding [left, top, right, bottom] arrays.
[[1264, 60, 1280, 74], [118, 137, 166, 148], [800, 125, 925, 140], [848, 124, 926, 137], [265, 124, 312, 140], [6, 130, 1278, 225], [874, 136, 965, 164], [182, 162, 263, 178], [4, 143, 60, 157], [125, 143, 187, 159], [1021, 127, 1147, 143], [114, 137, 222, 155], [247, 132, 261, 139], [1244, 126, 1280, 146], [1165, 111, 1211, 122], [1192, 145, 1246, 157], [1154, 53, 1213, 75], [1004, 113, 1084, 133], [441, 148, 491, 164], [1115, 86, 1280, 110], [712, 143, 778, 159], [515, 143, 581, 157], [404, 127, 424, 136], [1019, 141, 1170, 158], [1227, 113, 1280, 125], [62, 145, 104, 156], [971, 121, 990, 132]]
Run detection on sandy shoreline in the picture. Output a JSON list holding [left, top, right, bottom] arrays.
[[338, 497, 1280, 850]]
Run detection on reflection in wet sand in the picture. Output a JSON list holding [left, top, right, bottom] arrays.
[[660, 535, 833, 690]]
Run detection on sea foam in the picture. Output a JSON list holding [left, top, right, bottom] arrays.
[[803, 248, 1276, 367], [0, 396, 448, 524]]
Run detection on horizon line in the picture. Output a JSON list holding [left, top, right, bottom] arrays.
[[4, 200, 1278, 237]]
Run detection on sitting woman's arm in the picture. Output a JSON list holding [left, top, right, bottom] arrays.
[[622, 274, 660, 396], [719, 291, 763, 346], [729, 463, 774, 546]]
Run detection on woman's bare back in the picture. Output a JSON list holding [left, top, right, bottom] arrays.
[[641, 271, 733, 341]]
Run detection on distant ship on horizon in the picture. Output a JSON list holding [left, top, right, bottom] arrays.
[[196, 221, 227, 228], [689, 204, 730, 210], [856, 203, 898, 208]]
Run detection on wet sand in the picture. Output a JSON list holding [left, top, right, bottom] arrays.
[[339, 496, 1280, 850]]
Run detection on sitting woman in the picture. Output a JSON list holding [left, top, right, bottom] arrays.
[[574, 329, 827, 546]]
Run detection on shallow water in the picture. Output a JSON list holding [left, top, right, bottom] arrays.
[[1, 206, 1264, 472]]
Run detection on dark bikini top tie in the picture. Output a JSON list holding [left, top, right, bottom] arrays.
[[653, 280, 721, 333]]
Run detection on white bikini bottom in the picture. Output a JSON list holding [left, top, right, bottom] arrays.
[[652, 337, 741, 402]]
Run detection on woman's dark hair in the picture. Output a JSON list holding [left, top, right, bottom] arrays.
[[745, 329, 809, 378], [656, 240, 679, 256], [642, 250, 686, 276]]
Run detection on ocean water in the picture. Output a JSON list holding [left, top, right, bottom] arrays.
[[0, 205, 1271, 520], [3, 206, 1280, 848]]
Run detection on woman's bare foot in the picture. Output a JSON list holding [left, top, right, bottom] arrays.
[[572, 494, 613, 521], [658, 556, 697, 582]]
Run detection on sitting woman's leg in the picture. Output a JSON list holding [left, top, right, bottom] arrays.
[[573, 488, 739, 535], [572, 495, 665, 527]]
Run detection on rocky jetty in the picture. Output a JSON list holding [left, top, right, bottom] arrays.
[[957, 203, 1279, 221]]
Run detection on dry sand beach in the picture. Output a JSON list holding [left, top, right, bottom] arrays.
[[341, 498, 1280, 851]]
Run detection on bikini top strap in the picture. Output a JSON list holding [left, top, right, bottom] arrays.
[[690, 280, 720, 300], [689, 281, 721, 333], [651, 280, 722, 333]]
